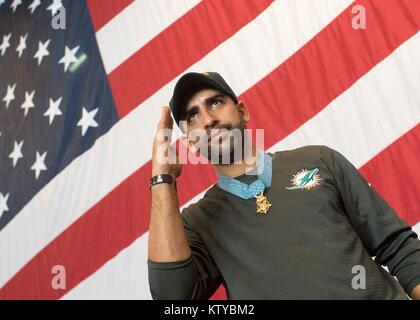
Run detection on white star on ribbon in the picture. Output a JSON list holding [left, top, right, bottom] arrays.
[[28, 0, 41, 14], [31, 151, 47, 179], [16, 33, 28, 58], [58, 45, 79, 72], [20, 90, 35, 117], [34, 39, 50, 65], [0, 33, 11, 56], [9, 140, 24, 168], [44, 97, 63, 125], [0, 192, 9, 219], [77, 107, 99, 136], [3, 83, 16, 109], [46, 0, 63, 16], [10, 0, 22, 12]]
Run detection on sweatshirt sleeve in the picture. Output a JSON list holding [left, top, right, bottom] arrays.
[[147, 208, 223, 300], [329, 147, 420, 296]]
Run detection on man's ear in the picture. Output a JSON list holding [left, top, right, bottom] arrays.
[[180, 133, 198, 153], [237, 100, 250, 123]]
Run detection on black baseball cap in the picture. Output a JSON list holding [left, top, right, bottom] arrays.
[[169, 72, 238, 126]]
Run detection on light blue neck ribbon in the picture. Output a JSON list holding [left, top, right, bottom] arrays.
[[216, 149, 272, 199]]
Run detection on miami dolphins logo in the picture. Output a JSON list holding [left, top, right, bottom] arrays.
[[286, 168, 322, 190]]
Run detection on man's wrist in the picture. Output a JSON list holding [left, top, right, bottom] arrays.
[[149, 173, 177, 190], [151, 165, 176, 178]]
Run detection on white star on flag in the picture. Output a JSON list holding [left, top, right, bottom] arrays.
[[3, 83, 16, 109], [20, 90, 35, 117], [16, 33, 28, 58], [0, 33, 11, 56], [58, 45, 80, 72], [28, 0, 41, 14], [44, 97, 63, 125], [31, 151, 47, 179], [10, 0, 22, 13], [0, 192, 9, 219], [33, 39, 50, 65], [9, 140, 24, 168], [77, 107, 99, 136], [46, 0, 63, 16]]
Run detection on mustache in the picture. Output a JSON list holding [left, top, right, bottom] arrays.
[[206, 124, 232, 137], [185, 123, 246, 145]]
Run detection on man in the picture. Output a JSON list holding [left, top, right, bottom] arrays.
[[147, 72, 420, 299]]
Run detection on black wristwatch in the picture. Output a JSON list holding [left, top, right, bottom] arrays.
[[149, 174, 177, 190]]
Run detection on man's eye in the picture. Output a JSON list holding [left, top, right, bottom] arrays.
[[211, 99, 222, 108], [188, 113, 198, 122]]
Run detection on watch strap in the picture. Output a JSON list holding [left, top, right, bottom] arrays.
[[149, 174, 177, 190]]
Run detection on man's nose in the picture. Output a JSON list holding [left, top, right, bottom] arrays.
[[201, 108, 218, 130]]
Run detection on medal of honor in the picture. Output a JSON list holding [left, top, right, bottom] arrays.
[[255, 191, 271, 214], [217, 149, 273, 215]]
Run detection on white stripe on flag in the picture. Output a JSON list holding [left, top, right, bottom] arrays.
[[96, 0, 201, 74], [414, 223, 420, 237]]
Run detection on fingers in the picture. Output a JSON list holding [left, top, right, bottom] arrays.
[[180, 134, 197, 153], [167, 143, 180, 163], [154, 107, 174, 150], [158, 106, 173, 130]]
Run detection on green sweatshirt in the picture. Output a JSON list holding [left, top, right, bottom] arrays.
[[148, 145, 420, 299]]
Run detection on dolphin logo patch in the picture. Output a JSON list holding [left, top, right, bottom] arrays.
[[286, 168, 322, 190]]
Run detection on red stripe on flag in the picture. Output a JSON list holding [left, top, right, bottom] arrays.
[[87, 0, 135, 32], [1, 0, 419, 299], [107, 0, 274, 118], [360, 124, 420, 227]]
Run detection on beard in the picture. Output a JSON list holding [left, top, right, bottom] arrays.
[[196, 119, 248, 165]]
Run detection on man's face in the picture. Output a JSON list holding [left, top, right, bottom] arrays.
[[179, 88, 249, 163]]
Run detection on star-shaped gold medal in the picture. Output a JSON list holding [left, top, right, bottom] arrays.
[[255, 191, 271, 214]]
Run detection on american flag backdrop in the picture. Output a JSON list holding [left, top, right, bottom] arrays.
[[0, 0, 419, 300]]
